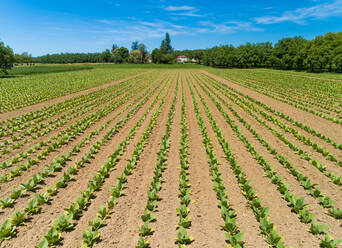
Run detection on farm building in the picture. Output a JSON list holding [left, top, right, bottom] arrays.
[[176, 55, 188, 63]]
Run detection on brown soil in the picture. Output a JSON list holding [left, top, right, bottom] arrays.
[[191, 72, 321, 247], [1, 69, 340, 248], [0, 76, 163, 224], [194, 72, 342, 241], [0, 70, 152, 121], [255, 69, 342, 83], [199, 70, 342, 142]]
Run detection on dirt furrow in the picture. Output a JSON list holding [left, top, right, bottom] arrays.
[[0, 70, 152, 121], [0, 77, 163, 224], [0, 78, 155, 201], [1, 73, 168, 248], [199, 75, 342, 204], [93, 73, 178, 248], [199, 70, 342, 142], [188, 72, 268, 248], [0, 76, 150, 165], [196, 75, 342, 241], [192, 72, 321, 248], [181, 73, 227, 248]]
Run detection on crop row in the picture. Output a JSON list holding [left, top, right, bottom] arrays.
[[0, 75, 170, 244], [196, 73, 342, 218], [0, 73, 148, 139], [0, 76, 153, 182], [174, 79, 193, 248], [192, 72, 341, 247], [187, 74, 286, 248], [0, 67, 147, 113], [136, 75, 178, 248], [0, 76, 151, 157], [198, 73, 342, 185], [0, 76, 165, 212]]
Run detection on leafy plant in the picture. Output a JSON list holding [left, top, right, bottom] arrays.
[[137, 236, 149, 248], [138, 221, 154, 236], [53, 215, 73, 232], [320, 234, 342, 248], [96, 206, 108, 220], [88, 217, 103, 231], [82, 230, 100, 247], [25, 199, 40, 215], [35, 238, 48, 248], [0, 197, 15, 209], [226, 232, 244, 248], [10, 210, 26, 226], [175, 227, 193, 244], [0, 220, 16, 242], [309, 221, 328, 235], [328, 208, 342, 219], [141, 209, 155, 222], [44, 227, 61, 246]]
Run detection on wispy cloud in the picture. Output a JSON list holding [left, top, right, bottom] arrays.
[[255, 0, 342, 24], [164, 5, 195, 11], [89, 19, 193, 42], [199, 21, 263, 33], [164, 5, 203, 17]]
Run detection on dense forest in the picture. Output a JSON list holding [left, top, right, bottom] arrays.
[[201, 32, 342, 72], [2, 31, 342, 73]]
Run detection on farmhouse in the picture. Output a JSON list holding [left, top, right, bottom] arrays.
[[176, 55, 188, 63]]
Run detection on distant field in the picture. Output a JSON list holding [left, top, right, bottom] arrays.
[[0, 65, 148, 113], [9, 64, 93, 76], [253, 68, 342, 81], [206, 68, 342, 122]]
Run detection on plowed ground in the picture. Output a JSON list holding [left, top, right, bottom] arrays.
[[0, 70, 341, 248]]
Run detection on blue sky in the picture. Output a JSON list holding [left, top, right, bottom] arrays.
[[1, 0, 342, 56]]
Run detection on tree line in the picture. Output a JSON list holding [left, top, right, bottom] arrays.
[[1, 31, 342, 74], [197, 32, 342, 72]]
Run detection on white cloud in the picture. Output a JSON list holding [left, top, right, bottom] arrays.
[[199, 21, 263, 33], [164, 6, 195, 11], [91, 17, 262, 44], [172, 11, 203, 17], [164, 5, 203, 17], [88, 19, 193, 42], [255, 0, 342, 24]]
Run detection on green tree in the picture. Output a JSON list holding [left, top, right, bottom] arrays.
[[333, 45, 342, 72], [151, 48, 162, 63], [138, 43, 148, 63], [0, 41, 15, 74], [160, 32, 173, 53], [101, 49, 112, 62], [131, 41, 139, 50], [14, 52, 33, 64], [129, 50, 141, 64], [111, 44, 118, 53], [113, 47, 129, 63]]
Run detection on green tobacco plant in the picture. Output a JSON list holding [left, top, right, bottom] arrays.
[[10, 210, 26, 226], [82, 230, 100, 248], [0, 220, 16, 242], [44, 227, 61, 246], [137, 236, 149, 248], [53, 215, 74, 232], [320, 234, 342, 248], [175, 227, 194, 245], [88, 217, 103, 231], [309, 221, 328, 235]]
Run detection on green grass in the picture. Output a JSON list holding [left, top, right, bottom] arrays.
[[4, 63, 204, 78], [9, 64, 93, 76]]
